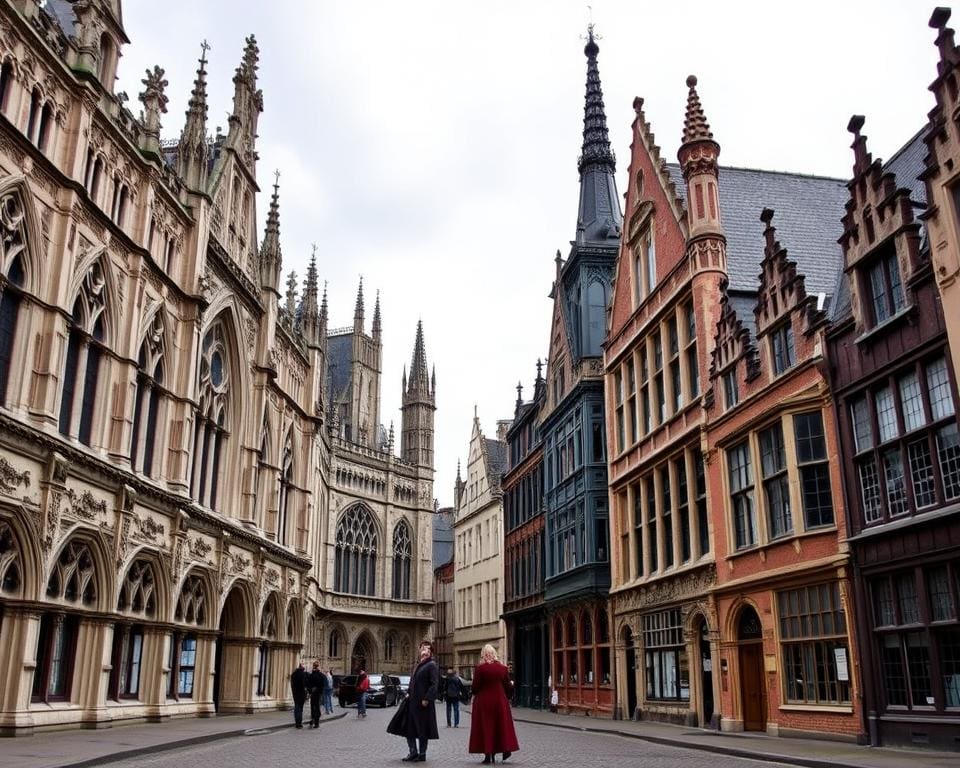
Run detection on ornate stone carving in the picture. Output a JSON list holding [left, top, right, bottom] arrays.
[[188, 537, 212, 561], [0, 457, 30, 494], [612, 564, 717, 614], [66, 489, 107, 520], [121, 484, 137, 513], [136, 516, 164, 543]]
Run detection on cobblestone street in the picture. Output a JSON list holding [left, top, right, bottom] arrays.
[[105, 704, 794, 768]]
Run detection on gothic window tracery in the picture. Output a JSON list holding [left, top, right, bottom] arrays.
[[130, 312, 165, 477], [0, 521, 22, 596], [117, 558, 157, 618], [0, 191, 28, 405], [46, 539, 97, 607], [391, 520, 412, 600], [334, 505, 378, 596], [59, 260, 109, 446], [191, 321, 231, 510], [174, 574, 206, 626]]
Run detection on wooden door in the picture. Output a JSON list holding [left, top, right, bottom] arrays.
[[739, 643, 765, 731]]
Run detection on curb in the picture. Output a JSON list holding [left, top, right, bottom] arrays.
[[57, 712, 348, 768], [509, 714, 869, 768]]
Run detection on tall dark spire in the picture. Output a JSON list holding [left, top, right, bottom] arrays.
[[575, 24, 622, 246], [579, 24, 616, 174], [372, 290, 382, 341], [259, 170, 281, 291]]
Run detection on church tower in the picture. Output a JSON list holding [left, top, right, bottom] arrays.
[[400, 321, 436, 470]]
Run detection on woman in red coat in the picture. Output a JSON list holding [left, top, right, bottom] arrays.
[[468, 644, 519, 764]]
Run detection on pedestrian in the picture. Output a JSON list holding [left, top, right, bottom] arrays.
[[444, 667, 464, 727], [307, 660, 325, 728], [290, 661, 308, 729], [550, 688, 558, 713], [401, 639, 440, 762], [357, 669, 370, 718], [468, 644, 519, 765], [324, 668, 335, 714]]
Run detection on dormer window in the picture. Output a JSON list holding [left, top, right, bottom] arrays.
[[98, 33, 116, 90], [770, 322, 795, 376], [867, 249, 905, 325], [632, 229, 656, 308]]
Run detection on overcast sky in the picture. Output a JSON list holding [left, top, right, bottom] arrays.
[[118, 0, 938, 507]]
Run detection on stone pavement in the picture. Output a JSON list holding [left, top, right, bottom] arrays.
[[0, 710, 345, 768], [502, 706, 960, 768]]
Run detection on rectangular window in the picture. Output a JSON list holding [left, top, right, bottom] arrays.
[[938, 423, 960, 500], [723, 368, 738, 410], [694, 450, 709, 557], [868, 250, 906, 324], [671, 360, 682, 413], [927, 566, 955, 622], [875, 387, 898, 443], [778, 583, 850, 705], [626, 358, 637, 446], [676, 457, 691, 563], [178, 635, 197, 697], [771, 323, 796, 375], [685, 303, 699, 398], [907, 438, 936, 508], [858, 458, 883, 523], [614, 370, 625, 453], [883, 448, 908, 517], [728, 441, 756, 549], [760, 422, 791, 538], [926, 358, 955, 420], [642, 609, 688, 701], [661, 466, 673, 569], [646, 476, 658, 572], [851, 397, 873, 453], [899, 372, 926, 432], [794, 412, 834, 528], [632, 485, 643, 578]]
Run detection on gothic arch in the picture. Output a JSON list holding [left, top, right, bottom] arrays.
[[200, 298, 252, 398], [334, 503, 380, 596], [0, 509, 41, 601], [173, 567, 215, 630], [45, 532, 112, 613], [259, 591, 281, 640], [725, 597, 763, 642], [0, 174, 45, 296], [391, 518, 412, 600], [326, 621, 347, 661], [116, 553, 165, 622], [350, 628, 378, 673], [284, 597, 302, 643], [67, 245, 120, 352], [219, 579, 254, 637]]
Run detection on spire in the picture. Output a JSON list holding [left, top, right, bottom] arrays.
[[319, 280, 328, 334], [574, 24, 622, 246], [681, 75, 713, 145], [260, 170, 281, 291], [177, 41, 211, 191], [579, 24, 616, 174], [516, 381, 524, 411], [228, 34, 263, 169], [372, 290, 382, 341], [407, 320, 430, 395], [354, 277, 365, 331], [284, 270, 297, 321], [301, 249, 320, 343]]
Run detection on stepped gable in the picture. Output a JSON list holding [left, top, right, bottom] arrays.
[[667, 165, 848, 298]]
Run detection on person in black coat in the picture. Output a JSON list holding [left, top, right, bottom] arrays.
[[403, 640, 440, 761], [306, 660, 325, 728], [290, 662, 308, 728]]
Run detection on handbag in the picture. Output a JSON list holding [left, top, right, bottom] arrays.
[[386, 695, 410, 736]]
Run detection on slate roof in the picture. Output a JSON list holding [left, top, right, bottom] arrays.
[[432, 507, 455, 570], [727, 291, 757, 342], [667, 164, 848, 301], [45, 0, 78, 36], [484, 438, 508, 493]]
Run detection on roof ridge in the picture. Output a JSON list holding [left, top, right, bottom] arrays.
[[665, 161, 846, 183]]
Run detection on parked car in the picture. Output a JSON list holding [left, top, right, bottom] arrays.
[[332, 674, 344, 698], [338, 673, 399, 708], [395, 675, 411, 700]]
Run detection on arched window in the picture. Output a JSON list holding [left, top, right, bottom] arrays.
[[385, 631, 397, 662], [26, 87, 40, 143], [112, 183, 128, 228], [276, 433, 294, 546], [98, 33, 115, 86], [0, 520, 22, 596], [59, 262, 108, 446], [191, 322, 231, 510], [37, 102, 53, 152], [0, 191, 28, 405], [174, 574, 206, 626], [334, 505, 378, 596], [0, 60, 12, 113], [88, 156, 104, 201], [35, 539, 98, 702], [391, 520, 412, 600], [130, 313, 165, 478], [257, 602, 277, 696], [328, 628, 341, 658], [581, 612, 593, 644], [113, 559, 152, 701]]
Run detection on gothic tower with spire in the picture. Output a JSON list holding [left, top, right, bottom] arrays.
[[400, 321, 436, 470]]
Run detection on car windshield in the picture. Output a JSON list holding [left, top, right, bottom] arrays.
[[399, 676, 410, 684], [367, 675, 384, 685]]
